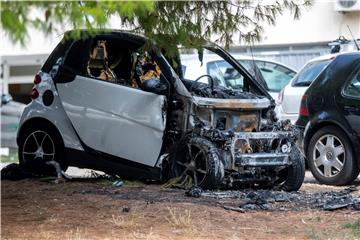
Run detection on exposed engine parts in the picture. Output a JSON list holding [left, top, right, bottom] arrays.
[[168, 78, 305, 191], [182, 79, 261, 99]]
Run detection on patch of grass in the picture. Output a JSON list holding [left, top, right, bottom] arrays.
[[307, 224, 356, 240], [1, 151, 18, 163], [131, 228, 157, 240], [111, 213, 138, 229], [65, 228, 87, 240], [97, 178, 113, 186], [343, 218, 360, 238], [123, 180, 142, 187], [166, 207, 193, 230]]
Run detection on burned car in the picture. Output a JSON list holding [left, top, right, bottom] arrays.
[[17, 30, 305, 190]]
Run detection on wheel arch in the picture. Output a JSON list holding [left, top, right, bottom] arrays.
[[17, 117, 65, 150]]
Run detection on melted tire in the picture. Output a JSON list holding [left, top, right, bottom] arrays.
[[280, 146, 305, 191], [171, 136, 224, 190]]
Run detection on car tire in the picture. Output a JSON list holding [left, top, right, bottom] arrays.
[[278, 145, 305, 191], [171, 136, 224, 189], [18, 123, 67, 175], [307, 126, 359, 185]]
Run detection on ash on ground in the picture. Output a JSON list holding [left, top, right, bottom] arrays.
[[196, 186, 360, 212]]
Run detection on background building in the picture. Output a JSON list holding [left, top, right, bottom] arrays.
[[231, 0, 360, 70]]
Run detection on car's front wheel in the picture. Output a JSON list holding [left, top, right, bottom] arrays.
[[171, 136, 224, 189], [18, 124, 67, 175], [273, 145, 305, 191], [307, 126, 359, 185]]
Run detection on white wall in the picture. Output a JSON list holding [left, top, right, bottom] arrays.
[[254, 0, 360, 46]]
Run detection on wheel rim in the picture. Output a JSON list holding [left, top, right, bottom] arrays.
[[22, 130, 55, 164], [176, 144, 208, 186], [312, 134, 345, 178]]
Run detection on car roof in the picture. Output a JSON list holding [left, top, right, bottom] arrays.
[[304, 51, 360, 64], [63, 29, 147, 43]]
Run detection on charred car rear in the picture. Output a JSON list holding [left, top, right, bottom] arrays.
[[17, 30, 305, 191]]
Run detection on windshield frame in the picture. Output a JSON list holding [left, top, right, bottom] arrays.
[[177, 44, 274, 102]]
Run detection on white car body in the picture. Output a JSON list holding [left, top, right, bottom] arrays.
[[180, 54, 296, 100], [15, 30, 305, 191], [276, 54, 336, 123]]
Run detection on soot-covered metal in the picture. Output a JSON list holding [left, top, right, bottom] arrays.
[[166, 69, 305, 191]]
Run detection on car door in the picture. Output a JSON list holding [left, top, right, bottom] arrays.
[[338, 64, 360, 136], [54, 38, 167, 167]]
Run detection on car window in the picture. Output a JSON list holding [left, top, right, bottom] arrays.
[[63, 40, 89, 74], [41, 39, 72, 73], [179, 50, 249, 91], [254, 60, 296, 92], [344, 68, 360, 98], [207, 60, 245, 89], [292, 59, 332, 87]]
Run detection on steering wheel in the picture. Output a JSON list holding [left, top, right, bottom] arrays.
[[189, 74, 215, 92]]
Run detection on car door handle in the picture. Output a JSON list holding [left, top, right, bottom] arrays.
[[344, 106, 359, 112]]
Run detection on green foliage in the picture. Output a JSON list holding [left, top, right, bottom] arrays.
[[343, 218, 360, 238], [1, 0, 312, 50]]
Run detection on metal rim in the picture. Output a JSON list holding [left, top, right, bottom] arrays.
[[22, 130, 55, 164], [176, 144, 208, 186], [312, 134, 345, 178]]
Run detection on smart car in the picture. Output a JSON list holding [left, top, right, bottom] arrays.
[[296, 52, 360, 185], [17, 30, 305, 190]]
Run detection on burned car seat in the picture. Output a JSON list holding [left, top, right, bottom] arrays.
[[131, 52, 162, 88], [87, 40, 117, 82]]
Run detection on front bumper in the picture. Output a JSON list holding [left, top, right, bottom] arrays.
[[235, 153, 290, 167], [231, 131, 295, 168], [195, 123, 299, 169]]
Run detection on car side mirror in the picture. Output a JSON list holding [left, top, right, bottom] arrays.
[[1, 94, 12, 105], [53, 65, 76, 83]]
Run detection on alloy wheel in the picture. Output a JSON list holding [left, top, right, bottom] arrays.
[[176, 144, 208, 186], [312, 134, 345, 178], [22, 130, 55, 164]]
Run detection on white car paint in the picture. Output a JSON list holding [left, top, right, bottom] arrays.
[[57, 76, 167, 166], [276, 54, 337, 123], [18, 72, 84, 151], [180, 54, 296, 100]]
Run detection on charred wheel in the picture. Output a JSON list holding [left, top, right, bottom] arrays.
[[275, 145, 305, 191], [18, 124, 67, 175], [171, 136, 224, 189]]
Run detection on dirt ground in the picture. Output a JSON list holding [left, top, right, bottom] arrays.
[[1, 170, 360, 240]]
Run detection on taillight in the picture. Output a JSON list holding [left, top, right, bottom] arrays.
[[299, 94, 309, 117], [31, 88, 39, 100], [34, 74, 41, 84], [277, 88, 284, 105]]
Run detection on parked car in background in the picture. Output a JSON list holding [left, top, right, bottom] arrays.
[[180, 54, 296, 99], [1, 94, 26, 149], [296, 52, 360, 185], [276, 54, 335, 123]]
